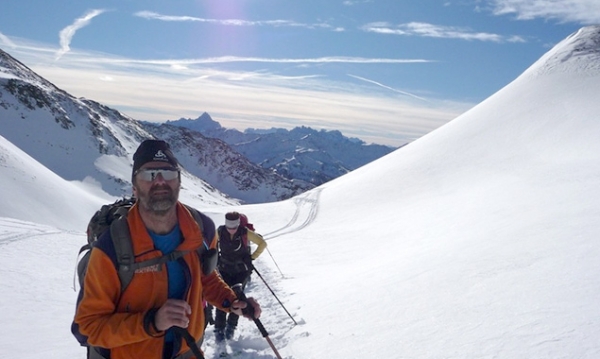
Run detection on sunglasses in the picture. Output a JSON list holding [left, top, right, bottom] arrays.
[[135, 168, 180, 182]]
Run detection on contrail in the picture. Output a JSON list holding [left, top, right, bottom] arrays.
[[348, 74, 430, 101], [56, 9, 106, 60]]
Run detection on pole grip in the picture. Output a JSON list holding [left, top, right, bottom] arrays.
[[231, 283, 269, 337]]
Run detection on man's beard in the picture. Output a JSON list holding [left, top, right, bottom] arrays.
[[138, 184, 179, 215]]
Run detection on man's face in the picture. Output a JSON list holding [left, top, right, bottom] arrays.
[[132, 162, 180, 215]]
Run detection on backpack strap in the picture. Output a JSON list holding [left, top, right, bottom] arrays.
[[109, 217, 136, 294], [110, 206, 215, 293], [241, 227, 250, 250], [184, 205, 219, 275], [110, 216, 194, 293], [184, 205, 207, 247]]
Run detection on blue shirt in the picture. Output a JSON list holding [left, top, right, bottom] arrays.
[[149, 224, 186, 346], [149, 224, 186, 300]]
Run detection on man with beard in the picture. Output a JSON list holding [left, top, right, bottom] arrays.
[[74, 139, 261, 359]]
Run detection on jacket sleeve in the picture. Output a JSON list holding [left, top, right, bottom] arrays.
[[202, 270, 237, 312], [247, 230, 267, 260], [74, 248, 161, 348]]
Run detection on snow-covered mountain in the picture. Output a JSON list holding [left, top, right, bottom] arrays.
[[0, 49, 312, 204], [2, 25, 600, 359], [166, 114, 397, 185], [141, 122, 314, 204], [0, 50, 144, 195]]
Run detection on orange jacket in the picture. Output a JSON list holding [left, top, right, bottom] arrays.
[[75, 202, 237, 359]]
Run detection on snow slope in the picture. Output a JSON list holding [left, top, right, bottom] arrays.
[[0, 134, 111, 231]]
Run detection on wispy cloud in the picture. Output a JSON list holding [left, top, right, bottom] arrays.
[[135, 11, 340, 31], [7, 39, 469, 147], [343, 0, 373, 5], [100, 56, 432, 66], [56, 9, 107, 60], [0, 32, 17, 48], [362, 22, 526, 43], [490, 0, 600, 24]]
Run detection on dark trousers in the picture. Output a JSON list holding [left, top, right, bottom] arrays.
[[215, 270, 250, 330]]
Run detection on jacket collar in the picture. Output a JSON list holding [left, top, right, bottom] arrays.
[[127, 202, 205, 255]]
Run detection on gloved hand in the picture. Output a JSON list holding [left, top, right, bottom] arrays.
[[243, 254, 253, 268]]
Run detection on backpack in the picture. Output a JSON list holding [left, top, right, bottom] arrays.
[[72, 197, 217, 357], [72, 197, 135, 294], [86, 197, 136, 245], [239, 213, 255, 232], [239, 213, 264, 248]]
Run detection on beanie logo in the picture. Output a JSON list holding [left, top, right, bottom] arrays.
[[154, 150, 168, 161], [133, 140, 179, 175]]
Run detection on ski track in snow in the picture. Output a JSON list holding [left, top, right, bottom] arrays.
[[0, 217, 63, 246], [262, 189, 321, 240]]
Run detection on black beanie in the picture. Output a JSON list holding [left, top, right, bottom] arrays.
[[132, 139, 179, 177]]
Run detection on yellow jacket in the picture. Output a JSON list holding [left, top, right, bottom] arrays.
[[247, 230, 267, 260]]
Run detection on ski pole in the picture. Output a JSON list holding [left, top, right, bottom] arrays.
[[231, 283, 283, 359], [250, 264, 297, 326], [266, 247, 285, 278]]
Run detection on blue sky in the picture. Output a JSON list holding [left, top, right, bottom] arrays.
[[1, 0, 598, 146]]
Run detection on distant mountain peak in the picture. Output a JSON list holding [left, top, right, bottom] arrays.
[[169, 116, 396, 186], [165, 112, 222, 132], [524, 25, 600, 78]]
